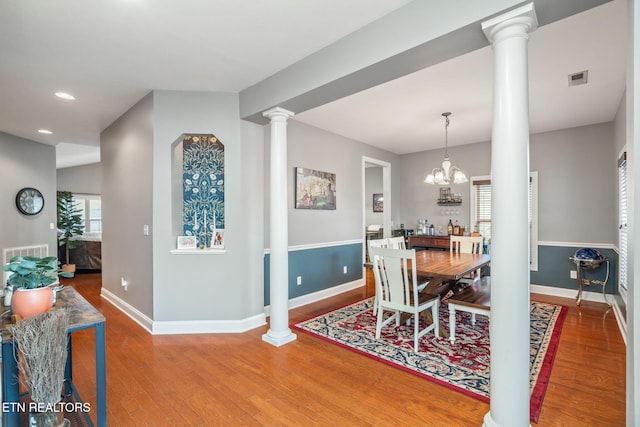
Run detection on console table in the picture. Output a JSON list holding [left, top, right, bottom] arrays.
[[1, 287, 106, 427], [408, 235, 450, 250]]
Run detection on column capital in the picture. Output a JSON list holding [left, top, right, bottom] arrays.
[[262, 106, 295, 121], [482, 3, 538, 45]]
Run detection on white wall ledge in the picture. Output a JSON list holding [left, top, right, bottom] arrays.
[[170, 247, 226, 255]]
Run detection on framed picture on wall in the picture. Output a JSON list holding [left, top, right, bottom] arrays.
[[295, 167, 336, 210], [373, 193, 383, 212]]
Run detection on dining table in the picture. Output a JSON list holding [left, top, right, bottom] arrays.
[[413, 249, 491, 289], [410, 249, 491, 337]]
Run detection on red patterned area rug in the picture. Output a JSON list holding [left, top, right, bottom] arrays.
[[292, 297, 567, 423]]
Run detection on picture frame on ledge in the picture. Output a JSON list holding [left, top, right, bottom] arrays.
[[177, 236, 197, 250]]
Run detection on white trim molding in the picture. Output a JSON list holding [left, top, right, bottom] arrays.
[[101, 287, 153, 333], [101, 287, 267, 335], [263, 239, 363, 254], [538, 241, 617, 250], [152, 313, 267, 335], [264, 277, 365, 316]]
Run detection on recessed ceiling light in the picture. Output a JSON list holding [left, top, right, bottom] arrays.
[[54, 91, 75, 100], [38, 129, 53, 134]]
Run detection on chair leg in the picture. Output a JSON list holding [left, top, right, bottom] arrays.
[[375, 306, 384, 339], [432, 302, 439, 338], [414, 313, 420, 352], [372, 294, 378, 315]]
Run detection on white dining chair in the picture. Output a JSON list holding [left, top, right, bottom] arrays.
[[370, 246, 440, 352], [388, 235, 431, 293], [450, 235, 484, 286], [368, 238, 388, 315]]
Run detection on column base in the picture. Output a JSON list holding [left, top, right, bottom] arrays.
[[483, 412, 531, 427], [262, 329, 297, 347]]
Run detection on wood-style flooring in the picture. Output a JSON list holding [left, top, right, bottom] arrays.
[[64, 271, 625, 426]]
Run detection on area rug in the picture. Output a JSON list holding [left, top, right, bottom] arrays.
[[292, 297, 567, 423]]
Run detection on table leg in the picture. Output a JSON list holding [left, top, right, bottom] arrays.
[[2, 340, 19, 427], [95, 322, 107, 427], [448, 305, 456, 344], [575, 265, 584, 306], [64, 334, 73, 396]]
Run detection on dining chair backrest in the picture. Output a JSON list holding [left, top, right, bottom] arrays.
[[370, 246, 416, 307], [450, 235, 483, 254], [368, 238, 388, 251], [387, 236, 406, 250]]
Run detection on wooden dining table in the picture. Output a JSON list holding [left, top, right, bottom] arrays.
[[413, 250, 491, 286], [411, 250, 491, 337]]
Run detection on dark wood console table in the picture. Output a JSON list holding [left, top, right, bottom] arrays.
[[1, 287, 106, 426], [408, 235, 450, 250]]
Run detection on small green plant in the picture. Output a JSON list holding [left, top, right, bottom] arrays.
[[57, 191, 84, 265], [2, 256, 73, 289]]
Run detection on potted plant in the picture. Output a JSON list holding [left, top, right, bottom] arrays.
[[56, 191, 84, 272], [2, 256, 73, 319], [10, 308, 70, 427]]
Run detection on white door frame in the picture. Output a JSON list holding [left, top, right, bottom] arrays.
[[362, 156, 391, 265]]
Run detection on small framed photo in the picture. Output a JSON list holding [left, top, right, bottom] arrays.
[[177, 236, 197, 250], [373, 193, 383, 212]]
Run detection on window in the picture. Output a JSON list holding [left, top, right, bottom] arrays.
[[73, 194, 102, 233], [470, 172, 538, 270], [618, 151, 628, 299]]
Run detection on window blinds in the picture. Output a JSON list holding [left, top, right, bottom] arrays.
[[618, 152, 628, 291], [473, 179, 492, 240]]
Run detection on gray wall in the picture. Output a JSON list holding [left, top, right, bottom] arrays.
[[0, 132, 57, 255], [264, 119, 401, 248], [101, 93, 155, 318], [151, 90, 265, 321], [531, 122, 616, 244], [399, 122, 617, 245], [400, 140, 491, 233], [57, 162, 102, 194]]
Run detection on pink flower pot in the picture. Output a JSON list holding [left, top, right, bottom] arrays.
[[11, 287, 54, 319]]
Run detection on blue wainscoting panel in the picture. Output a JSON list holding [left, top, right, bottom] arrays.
[[531, 245, 617, 294], [264, 243, 363, 306]]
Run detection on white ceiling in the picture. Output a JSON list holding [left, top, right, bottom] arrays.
[[0, 0, 626, 168]]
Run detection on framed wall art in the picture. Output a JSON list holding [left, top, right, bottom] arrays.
[[295, 167, 336, 210], [373, 193, 383, 212]]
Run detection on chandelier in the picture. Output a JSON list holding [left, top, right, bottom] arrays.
[[424, 112, 468, 185]]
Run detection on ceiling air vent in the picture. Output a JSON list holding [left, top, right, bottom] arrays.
[[568, 70, 588, 87]]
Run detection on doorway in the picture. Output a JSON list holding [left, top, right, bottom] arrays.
[[362, 156, 391, 265]]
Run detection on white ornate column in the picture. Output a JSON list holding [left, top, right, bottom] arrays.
[[482, 4, 537, 427], [262, 107, 297, 347]]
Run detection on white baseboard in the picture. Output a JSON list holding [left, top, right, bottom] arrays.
[[101, 287, 154, 333], [530, 283, 610, 305], [612, 301, 627, 345], [152, 313, 267, 335], [101, 287, 267, 335], [263, 277, 365, 317]]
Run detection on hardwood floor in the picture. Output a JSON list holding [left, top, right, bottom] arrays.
[[64, 272, 625, 426]]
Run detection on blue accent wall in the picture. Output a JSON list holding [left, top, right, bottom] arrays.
[[531, 245, 617, 294], [264, 243, 363, 305]]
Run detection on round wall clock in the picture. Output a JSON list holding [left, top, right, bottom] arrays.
[[16, 187, 44, 216]]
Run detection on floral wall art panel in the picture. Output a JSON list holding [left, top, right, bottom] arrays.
[[182, 134, 225, 247]]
